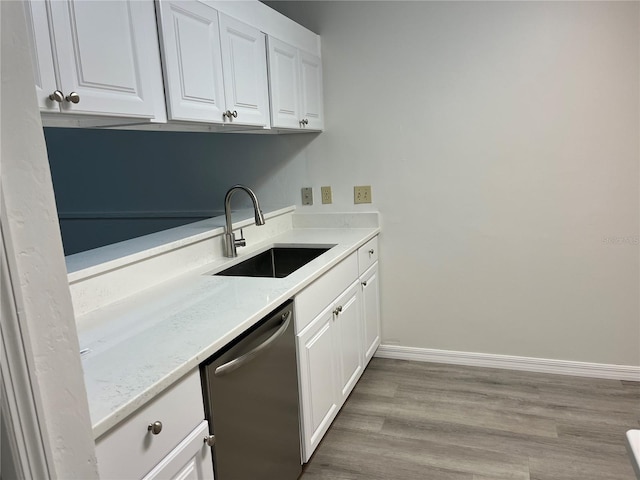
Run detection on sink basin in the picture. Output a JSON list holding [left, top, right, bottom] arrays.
[[215, 246, 334, 278]]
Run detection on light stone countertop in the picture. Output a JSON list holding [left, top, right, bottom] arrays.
[[77, 221, 380, 439]]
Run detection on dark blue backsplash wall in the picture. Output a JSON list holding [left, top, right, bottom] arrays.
[[44, 128, 314, 254]]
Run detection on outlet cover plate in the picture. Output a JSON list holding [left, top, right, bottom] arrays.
[[354, 185, 372, 204], [321, 186, 332, 204], [301, 187, 313, 205]]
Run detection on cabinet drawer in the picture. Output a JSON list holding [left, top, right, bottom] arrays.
[[358, 236, 379, 275], [95, 369, 204, 480], [295, 252, 357, 334]]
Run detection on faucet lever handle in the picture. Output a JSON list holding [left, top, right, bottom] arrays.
[[234, 228, 246, 248]]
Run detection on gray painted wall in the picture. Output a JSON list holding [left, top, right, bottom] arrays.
[[267, 0, 640, 366]]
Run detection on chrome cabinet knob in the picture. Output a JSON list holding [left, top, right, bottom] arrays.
[[49, 90, 64, 102], [204, 435, 216, 447], [300, 118, 309, 126], [223, 110, 238, 119], [147, 421, 163, 435], [333, 305, 343, 316], [65, 92, 80, 104], [362, 280, 368, 287], [369, 249, 375, 255]]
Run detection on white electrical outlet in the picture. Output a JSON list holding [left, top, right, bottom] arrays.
[[321, 186, 332, 204], [354, 185, 372, 204], [301, 187, 313, 205]]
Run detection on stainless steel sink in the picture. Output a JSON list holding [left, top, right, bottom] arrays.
[[215, 246, 334, 278]]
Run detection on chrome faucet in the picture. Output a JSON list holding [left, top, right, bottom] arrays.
[[223, 185, 265, 257]]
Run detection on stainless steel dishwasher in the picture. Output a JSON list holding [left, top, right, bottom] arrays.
[[200, 300, 302, 480]]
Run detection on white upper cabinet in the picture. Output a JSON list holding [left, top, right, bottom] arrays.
[[299, 50, 324, 130], [156, 0, 226, 122], [24, 1, 58, 112], [26, 0, 164, 118], [267, 37, 301, 129], [157, 1, 269, 127], [219, 14, 270, 126], [267, 36, 324, 131]]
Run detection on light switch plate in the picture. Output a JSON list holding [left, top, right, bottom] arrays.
[[354, 185, 372, 204], [301, 187, 313, 205], [321, 186, 332, 204]]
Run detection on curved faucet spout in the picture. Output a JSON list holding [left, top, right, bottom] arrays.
[[223, 185, 265, 257]]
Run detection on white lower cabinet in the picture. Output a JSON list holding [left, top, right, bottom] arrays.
[[95, 369, 213, 480], [361, 262, 381, 365], [142, 421, 214, 480], [333, 282, 363, 402], [295, 252, 364, 462], [295, 236, 381, 463], [296, 281, 362, 462], [297, 303, 339, 459]]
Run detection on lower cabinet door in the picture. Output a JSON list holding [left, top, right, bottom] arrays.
[[142, 421, 214, 480], [333, 281, 363, 402], [297, 304, 339, 462], [361, 262, 381, 364]]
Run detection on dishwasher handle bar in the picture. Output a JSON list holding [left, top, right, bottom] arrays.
[[214, 311, 291, 377]]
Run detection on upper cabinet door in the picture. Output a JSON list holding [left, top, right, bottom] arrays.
[[218, 14, 269, 127], [24, 1, 59, 112], [299, 50, 324, 131], [47, 0, 160, 117], [156, 0, 226, 123], [267, 36, 301, 129]]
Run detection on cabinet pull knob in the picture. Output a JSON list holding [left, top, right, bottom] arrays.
[[362, 281, 367, 287], [224, 110, 238, 119], [147, 421, 163, 435], [204, 435, 216, 447], [333, 305, 343, 316], [49, 90, 64, 103], [300, 118, 309, 126], [369, 249, 375, 255], [65, 92, 80, 104]]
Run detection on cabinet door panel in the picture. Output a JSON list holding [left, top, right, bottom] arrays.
[[297, 307, 338, 462], [49, 0, 159, 117], [142, 421, 214, 480], [24, 0, 59, 112], [334, 281, 362, 401], [267, 37, 301, 129], [362, 263, 381, 364], [219, 13, 269, 126], [157, 0, 225, 123], [299, 50, 324, 130]]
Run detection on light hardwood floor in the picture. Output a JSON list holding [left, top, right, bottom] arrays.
[[300, 358, 640, 480]]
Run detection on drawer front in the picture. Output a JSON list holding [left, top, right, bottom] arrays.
[[358, 236, 379, 276], [295, 252, 358, 334], [96, 369, 204, 480]]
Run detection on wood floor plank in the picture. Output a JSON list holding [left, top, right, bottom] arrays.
[[300, 358, 639, 480]]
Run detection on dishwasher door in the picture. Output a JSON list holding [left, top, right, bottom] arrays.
[[201, 300, 302, 480]]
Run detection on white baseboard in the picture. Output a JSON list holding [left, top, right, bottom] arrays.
[[374, 345, 640, 381]]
